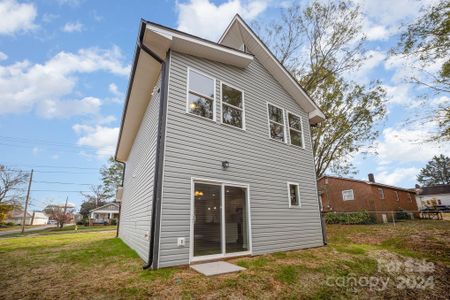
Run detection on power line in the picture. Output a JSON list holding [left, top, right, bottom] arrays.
[[33, 180, 93, 186], [3, 164, 99, 170]]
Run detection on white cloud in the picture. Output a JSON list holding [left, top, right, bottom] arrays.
[[109, 83, 121, 96], [73, 124, 119, 158], [176, 0, 269, 40], [354, 0, 439, 41], [376, 167, 419, 186], [0, 0, 37, 35], [351, 50, 386, 83], [364, 25, 390, 41], [62, 21, 84, 32], [376, 126, 450, 165], [0, 46, 130, 117], [0, 51, 7, 61], [36, 97, 101, 118], [32, 147, 41, 156]]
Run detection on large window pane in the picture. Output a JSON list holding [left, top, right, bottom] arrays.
[[289, 129, 303, 147], [222, 84, 242, 108], [222, 105, 242, 128], [268, 104, 284, 123], [288, 113, 302, 130], [225, 186, 248, 253], [270, 122, 284, 141], [188, 93, 214, 119], [193, 183, 222, 257], [189, 70, 214, 98]]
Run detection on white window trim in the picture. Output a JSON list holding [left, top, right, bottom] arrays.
[[408, 192, 412, 202], [342, 189, 354, 201], [189, 177, 253, 263], [286, 110, 305, 149], [186, 67, 217, 121], [287, 182, 301, 208], [378, 188, 384, 199], [220, 81, 246, 130], [266, 102, 287, 143], [395, 191, 400, 201]]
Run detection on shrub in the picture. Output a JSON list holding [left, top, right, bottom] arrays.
[[110, 219, 117, 226], [395, 210, 411, 220], [325, 211, 374, 225]]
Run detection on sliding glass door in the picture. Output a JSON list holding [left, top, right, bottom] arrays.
[[192, 181, 250, 260]]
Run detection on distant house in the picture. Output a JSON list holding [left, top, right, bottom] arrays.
[[89, 203, 119, 225], [416, 184, 450, 209], [318, 174, 418, 222], [30, 212, 49, 225], [6, 209, 48, 225]]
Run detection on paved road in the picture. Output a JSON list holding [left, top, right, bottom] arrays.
[[0, 225, 56, 237]]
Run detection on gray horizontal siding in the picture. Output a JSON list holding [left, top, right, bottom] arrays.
[[158, 52, 322, 268], [118, 77, 161, 262]]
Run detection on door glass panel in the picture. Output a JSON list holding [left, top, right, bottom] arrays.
[[193, 183, 222, 257], [224, 186, 249, 253]]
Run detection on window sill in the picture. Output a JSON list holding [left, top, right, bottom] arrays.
[[268, 137, 287, 145], [220, 122, 246, 132], [185, 112, 217, 124], [288, 143, 306, 151]]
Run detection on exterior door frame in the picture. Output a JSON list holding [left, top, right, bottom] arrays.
[[189, 177, 252, 263]]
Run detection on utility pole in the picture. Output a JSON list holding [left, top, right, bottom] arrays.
[[62, 196, 68, 228], [21, 169, 33, 234]]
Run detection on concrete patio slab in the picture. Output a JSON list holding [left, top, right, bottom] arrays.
[[191, 261, 246, 276]]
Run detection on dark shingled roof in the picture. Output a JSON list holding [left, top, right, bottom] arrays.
[[419, 185, 450, 195]]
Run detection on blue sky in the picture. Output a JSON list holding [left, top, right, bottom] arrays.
[[0, 0, 448, 211]]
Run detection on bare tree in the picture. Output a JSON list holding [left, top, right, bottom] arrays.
[[0, 165, 29, 203], [46, 203, 75, 228], [256, 0, 386, 177]]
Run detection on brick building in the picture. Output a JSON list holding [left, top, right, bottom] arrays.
[[318, 174, 419, 222]]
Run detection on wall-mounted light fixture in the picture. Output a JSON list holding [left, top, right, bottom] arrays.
[[222, 161, 230, 169]]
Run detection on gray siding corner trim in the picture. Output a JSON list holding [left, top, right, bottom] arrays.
[[118, 74, 162, 262], [149, 51, 171, 269]]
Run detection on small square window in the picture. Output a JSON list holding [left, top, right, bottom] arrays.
[[342, 189, 354, 201], [287, 183, 301, 207]]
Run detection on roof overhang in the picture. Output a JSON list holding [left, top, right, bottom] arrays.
[[115, 20, 254, 162], [219, 15, 326, 125]]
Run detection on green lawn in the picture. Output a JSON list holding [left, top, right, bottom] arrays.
[[0, 225, 117, 237], [0, 225, 48, 232], [0, 220, 448, 299]]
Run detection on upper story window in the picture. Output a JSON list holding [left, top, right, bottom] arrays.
[[187, 68, 215, 120], [395, 191, 400, 201], [267, 103, 285, 142], [221, 83, 244, 129], [287, 182, 301, 208], [408, 192, 412, 202], [288, 112, 304, 148], [378, 188, 384, 199], [342, 189, 354, 201]]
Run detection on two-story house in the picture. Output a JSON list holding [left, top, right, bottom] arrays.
[[114, 15, 326, 269]]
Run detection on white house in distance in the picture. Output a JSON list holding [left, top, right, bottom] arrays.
[[6, 209, 48, 225], [89, 203, 120, 224], [416, 185, 450, 209], [114, 15, 326, 269]]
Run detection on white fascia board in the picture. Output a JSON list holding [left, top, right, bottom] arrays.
[[145, 23, 253, 68]]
